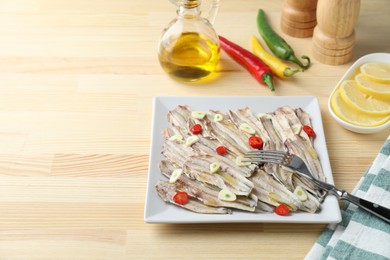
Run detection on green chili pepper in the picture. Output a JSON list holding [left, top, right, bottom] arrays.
[[257, 9, 311, 70]]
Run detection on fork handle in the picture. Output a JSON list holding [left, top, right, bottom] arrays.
[[338, 191, 390, 224]]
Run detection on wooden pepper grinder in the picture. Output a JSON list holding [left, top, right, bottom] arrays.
[[312, 0, 361, 65], [281, 0, 318, 38]]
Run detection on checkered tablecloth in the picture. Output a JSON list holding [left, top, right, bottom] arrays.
[[306, 135, 390, 260]]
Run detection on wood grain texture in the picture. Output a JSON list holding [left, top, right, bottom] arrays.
[[0, 0, 389, 259], [312, 0, 361, 64]]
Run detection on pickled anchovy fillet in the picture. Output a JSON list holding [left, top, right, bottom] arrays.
[[259, 116, 285, 151], [251, 169, 320, 213], [268, 163, 324, 203], [235, 107, 273, 150], [192, 140, 256, 178], [278, 165, 319, 195], [238, 110, 287, 185], [162, 127, 182, 140], [271, 112, 296, 142], [206, 121, 250, 156], [295, 108, 314, 144], [285, 137, 325, 182], [159, 160, 257, 212], [295, 108, 311, 126], [228, 110, 255, 138], [183, 155, 254, 196], [255, 200, 275, 213], [167, 110, 188, 137], [298, 173, 327, 202], [250, 169, 302, 211], [276, 106, 310, 143], [300, 188, 321, 213], [291, 172, 318, 195], [174, 105, 192, 120], [187, 116, 213, 138], [263, 163, 294, 191], [273, 108, 325, 182], [155, 181, 231, 214], [164, 125, 256, 177], [162, 140, 197, 167], [207, 109, 230, 120], [205, 109, 231, 130], [172, 105, 214, 138]]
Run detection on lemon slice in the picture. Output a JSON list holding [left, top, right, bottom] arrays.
[[355, 73, 390, 100], [339, 80, 390, 115], [331, 89, 390, 127], [360, 62, 390, 83]]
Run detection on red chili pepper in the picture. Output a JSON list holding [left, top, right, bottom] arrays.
[[216, 146, 227, 155], [190, 124, 202, 135], [249, 136, 263, 149], [173, 192, 189, 205], [303, 125, 316, 138], [274, 204, 290, 216], [218, 35, 275, 91]]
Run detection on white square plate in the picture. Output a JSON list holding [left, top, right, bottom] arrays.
[[145, 96, 341, 223]]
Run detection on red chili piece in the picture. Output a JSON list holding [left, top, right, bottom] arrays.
[[303, 125, 316, 138], [274, 204, 290, 216], [249, 136, 263, 149], [190, 124, 202, 135], [218, 35, 275, 91], [173, 192, 189, 205], [216, 146, 227, 155]]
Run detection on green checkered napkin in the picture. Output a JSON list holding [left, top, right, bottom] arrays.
[[306, 135, 390, 260]]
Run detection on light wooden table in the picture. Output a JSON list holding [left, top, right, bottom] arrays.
[[0, 0, 389, 259]]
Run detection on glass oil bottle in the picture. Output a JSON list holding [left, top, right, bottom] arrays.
[[158, 0, 220, 82]]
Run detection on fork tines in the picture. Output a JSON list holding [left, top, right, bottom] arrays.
[[243, 150, 288, 164]]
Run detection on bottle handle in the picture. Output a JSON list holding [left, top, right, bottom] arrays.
[[205, 0, 220, 24]]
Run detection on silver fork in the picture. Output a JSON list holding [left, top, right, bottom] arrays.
[[244, 150, 390, 223]]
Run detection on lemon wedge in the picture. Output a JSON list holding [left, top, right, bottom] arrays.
[[360, 62, 390, 83], [355, 73, 390, 100], [331, 89, 390, 127], [339, 80, 390, 115]]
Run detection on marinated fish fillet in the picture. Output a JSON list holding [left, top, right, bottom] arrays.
[[270, 111, 296, 142], [171, 105, 214, 138], [250, 169, 301, 211], [295, 108, 314, 144], [235, 107, 273, 150], [272, 108, 326, 182], [255, 200, 275, 213], [285, 137, 326, 182], [258, 115, 285, 151], [162, 140, 197, 167], [276, 106, 310, 143], [183, 155, 254, 196], [263, 163, 294, 191], [163, 125, 256, 177], [167, 110, 188, 137], [251, 169, 320, 213], [159, 160, 257, 212], [206, 121, 251, 156], [155, 181, 231, 214], [192, 140, 256, 178]]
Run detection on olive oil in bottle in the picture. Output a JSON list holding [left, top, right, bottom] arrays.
[[158, 32, 220, 82], [157, 0, 220, 82]]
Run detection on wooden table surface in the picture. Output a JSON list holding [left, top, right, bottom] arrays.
[[0, 0, 389, 259]]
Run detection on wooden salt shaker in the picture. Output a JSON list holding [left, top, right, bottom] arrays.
[[312, 0, 361, 65], [281, 0, 318, 38]]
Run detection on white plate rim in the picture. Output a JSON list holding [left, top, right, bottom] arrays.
[[145, 96, 341, 224]]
